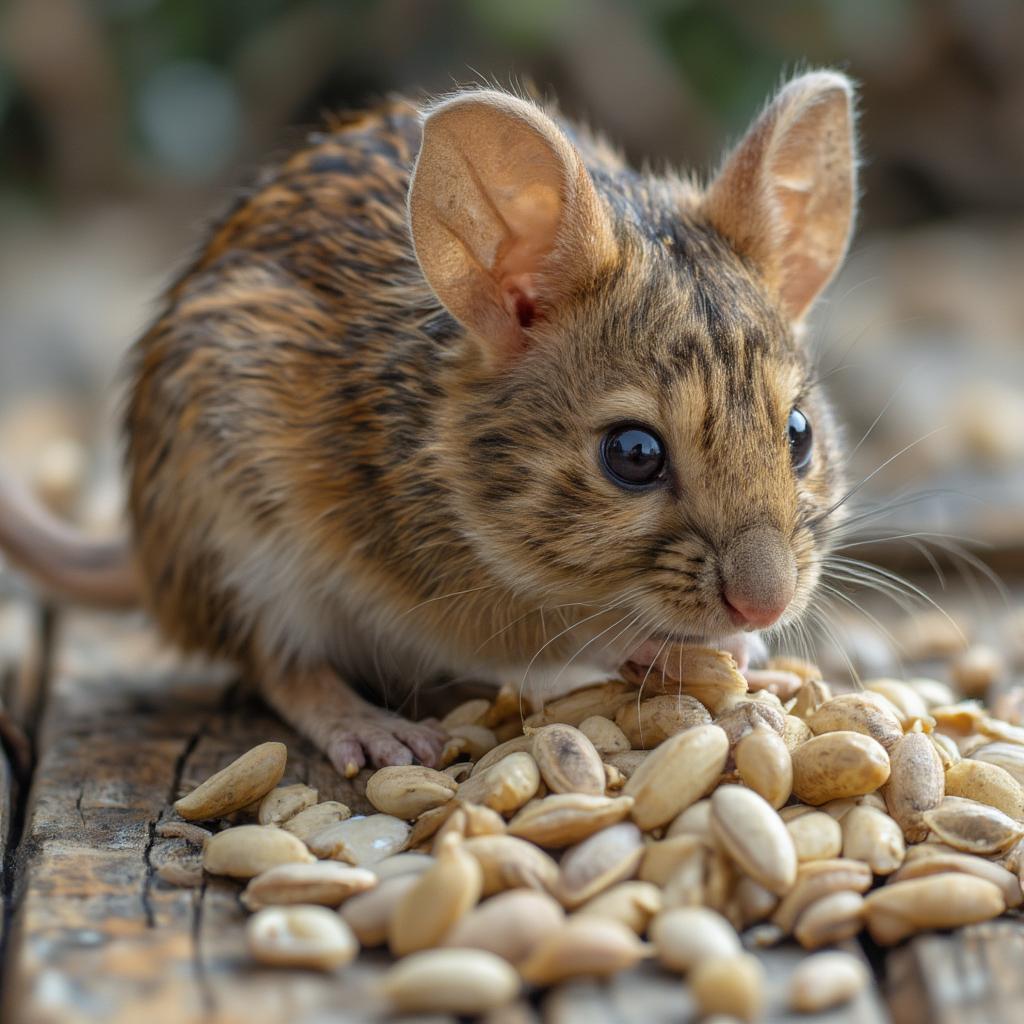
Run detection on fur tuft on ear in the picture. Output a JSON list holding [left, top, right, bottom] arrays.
[[408, 89, 618, 363], [702, 70, 858, 322]]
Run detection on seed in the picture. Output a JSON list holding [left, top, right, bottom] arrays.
[[281, 801, 352, 845], [621, 645, 747, 714], [463, 834, 559, 896], [972, 742, 1024, 788], [806, 693, 904, 751], [341, 874, 418, 946], [530, 724, 606, 795], [772, 859, 873, 933], [766, 656, 823, 685], [790, 679, 833, 720], [791, 731, 890, 805], [155, 820, 211, 845], [789, 951, 869, 1012], [574, 881, 662, 934], [506, 793, 634, 847], [865, 679, 931, 725], [257, 784, 319, 826], [157, 861, 203, 888], [703, 849, 736, 914], [603, 763, 627, 790], [638, 834, 702, 888], [735, 727, 793, 808], [443, 890, 565, 964], [371, 852, 435, 881], [365, 765, 458, 820], [578, 715, 631, 755], [883, 731, 945, 841], [457, 752, 540, 814], [944, 759, 1024, 820], [819, 797, 859, 821], [441, 698, 491, 730], [731, 877, 779, 929], [864, 874, 1004, 944], [786, 811, 843, 863], [793, 891, 865, 950], [782, 714, 814, 751], [921, 797, 1024, 855], [666, 799, 713, 842], [524, 681, 636, 729], [888, 850, 1023, 909], [446, 724, 498, 760], [894, 610, 967, 660], [743, 669, 804, 700], [202, 825, 314, 879], [308, 814, 411, 865], [407, 802, 458, 846], [952, 645, 1004, 698], [840, 806, 905, 875], [241, 862, 377, 910], [603, 750, 649, 779], [247, 906, 358, 970], [556, 822, 644, 908], [380, 949, 520, 1014], [658, 843, 707, 911], [710, 785, 797, 894], [482, 682, 528, 726], [175, 742, 287, 821], [689, 953, 764, 1023], [614, 694, 711, 749], [624, 724, 729, 830], [994, 686, 1024, 726], [650, 907, 740, 973], [471, 735, 533, 776], [388, 834, 483, 955], [518, 917, 650, 985], [714, 701, 786, 752], [930, 731, 961, 769], [443, 762, 474, 784], [907, 677, 957, 709]]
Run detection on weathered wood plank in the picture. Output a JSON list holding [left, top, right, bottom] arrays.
[[887, 921, 1024, 1024], [540, 945, 889, 1024], [0, 610, 393, 1024]]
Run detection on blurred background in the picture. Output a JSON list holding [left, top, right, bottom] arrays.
[[0, 0, 1022, 676]]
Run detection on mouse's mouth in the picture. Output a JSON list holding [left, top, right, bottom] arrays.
[[625, 631, 750, 675]]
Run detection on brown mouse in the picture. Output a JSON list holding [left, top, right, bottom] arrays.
[[0, 71, 857, 776]]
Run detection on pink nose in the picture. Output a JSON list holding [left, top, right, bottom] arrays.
[[722, 589, 789, 629], [721, 527, 796, 630]]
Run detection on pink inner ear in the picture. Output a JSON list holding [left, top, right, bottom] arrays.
[[502, 274, 538, 330]]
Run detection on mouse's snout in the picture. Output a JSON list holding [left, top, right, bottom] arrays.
[[720, 526, 797, 630]]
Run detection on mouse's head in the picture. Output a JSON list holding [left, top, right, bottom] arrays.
[[409, 73, 856, 656]]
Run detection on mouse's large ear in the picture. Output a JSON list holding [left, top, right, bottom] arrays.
[[409, 90, 618, 362], [702, 71, 857, 323]]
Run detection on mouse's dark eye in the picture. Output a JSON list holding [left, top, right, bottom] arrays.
[[788, 408, 813, 475], [600, 424, 666, 489]]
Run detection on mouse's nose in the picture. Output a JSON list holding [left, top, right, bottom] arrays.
[[721, 526, 797, 630]]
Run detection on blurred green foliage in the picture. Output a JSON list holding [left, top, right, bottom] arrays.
[[0, 0, 1021, 225]]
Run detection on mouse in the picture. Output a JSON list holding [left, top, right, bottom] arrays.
[[0, 70, 856, 777]]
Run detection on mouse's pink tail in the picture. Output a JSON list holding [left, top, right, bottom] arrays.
[[0, 473, 140, 608]]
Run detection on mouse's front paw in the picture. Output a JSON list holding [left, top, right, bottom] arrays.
[[323, 712, 447, 778]]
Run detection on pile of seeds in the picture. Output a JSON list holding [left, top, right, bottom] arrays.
[[168, 640, 1024, 1019]]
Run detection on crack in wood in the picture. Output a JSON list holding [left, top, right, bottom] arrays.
[[191, 875, 216, 1015], [140, 819, 157, 928], [0, 602, 51, 966]]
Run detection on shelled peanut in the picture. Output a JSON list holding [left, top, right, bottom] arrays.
[[167, 630, 1024, 1019]]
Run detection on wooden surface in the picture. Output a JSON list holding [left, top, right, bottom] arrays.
[[0, 603, 1019, 1023]]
